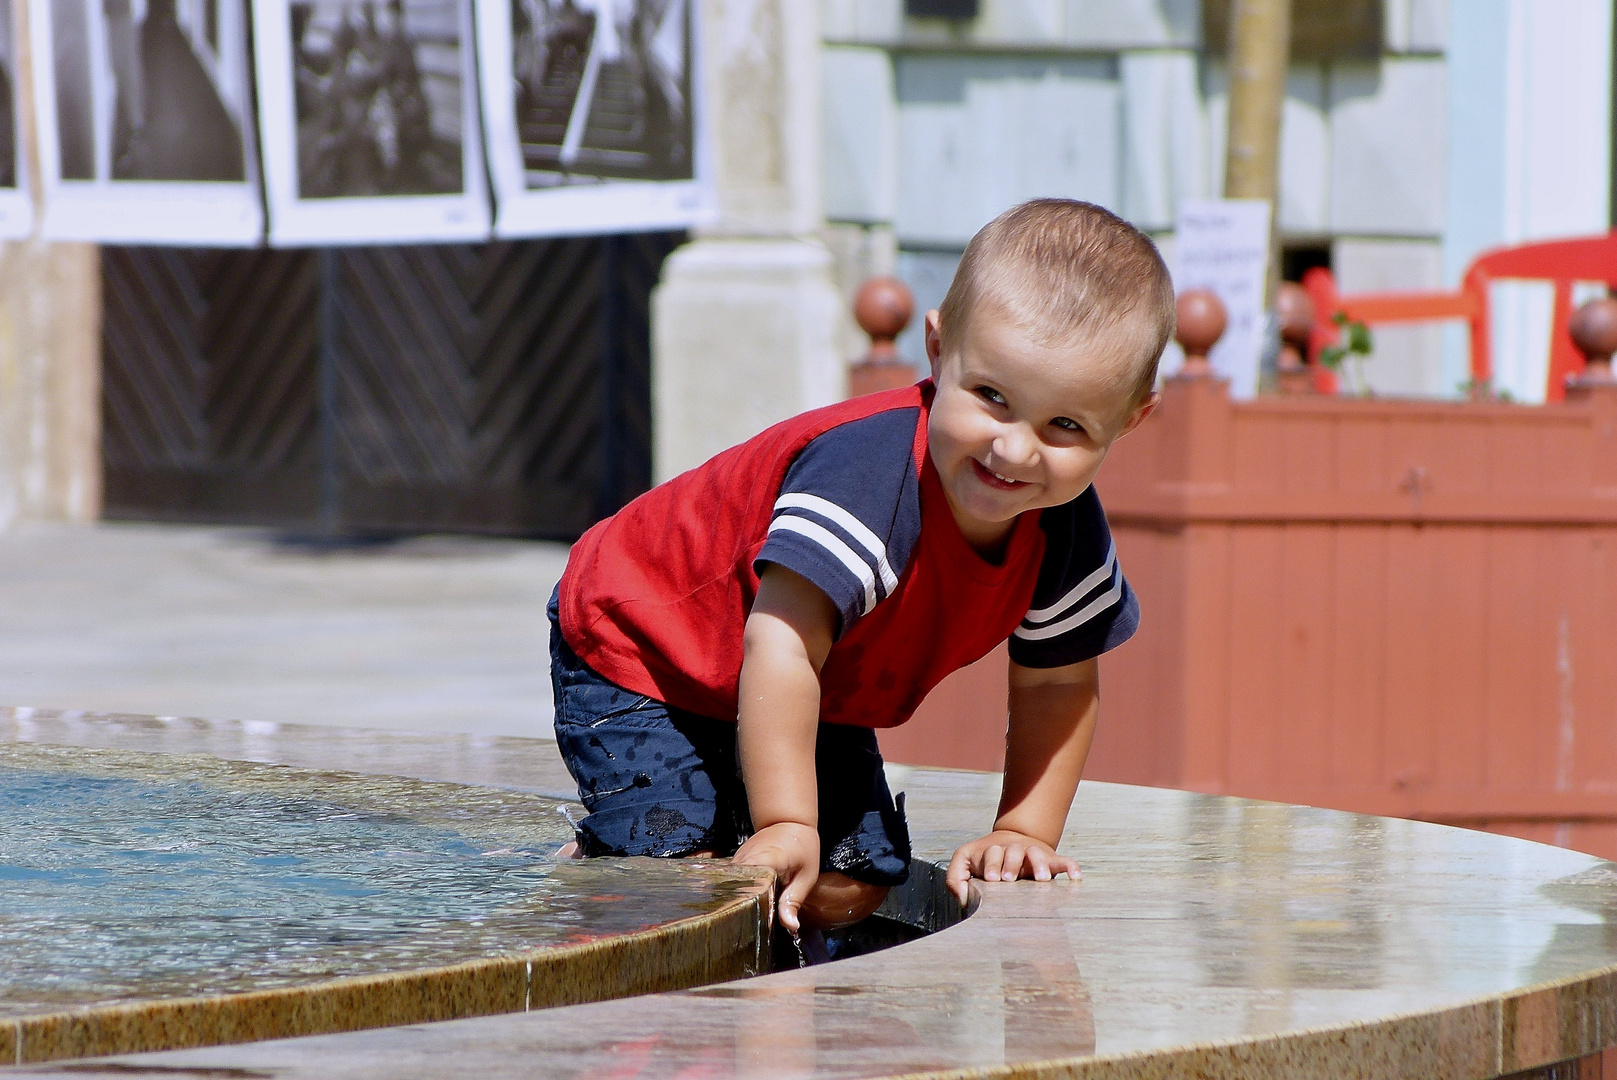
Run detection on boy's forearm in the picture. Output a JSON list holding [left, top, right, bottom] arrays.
[[994, 661, 1100, 848], [736, 567, 837, 833], [737, 620, 822, 830]]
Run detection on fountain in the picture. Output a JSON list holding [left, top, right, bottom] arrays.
[[0, 739, 770, 1064], [12, 707, 1617, 1080]]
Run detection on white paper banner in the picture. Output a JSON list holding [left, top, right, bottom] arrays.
[[1173, 198, 1272, 399], [475, 0, 712, 238], [254, 0, 490, 245], [29, 0, 259, 245]]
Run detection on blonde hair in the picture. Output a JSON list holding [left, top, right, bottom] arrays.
[[938, 199, 1176, 405]]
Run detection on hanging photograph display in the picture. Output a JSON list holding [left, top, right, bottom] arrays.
[[476, 0, 711, 238], [0, 0, 30, 238], [28, 0, 260, 244], [254, 0, 489, 245]]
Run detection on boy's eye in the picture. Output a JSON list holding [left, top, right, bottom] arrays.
[[975, 386, 1006, 406], [1051, 417, 1083, 434]]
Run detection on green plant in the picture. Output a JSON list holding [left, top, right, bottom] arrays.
[[1457, 376, 1515, 403], [1320, 312, 1373, 396]]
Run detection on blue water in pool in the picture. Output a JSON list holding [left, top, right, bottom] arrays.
[[0, 765, 556, 1012]]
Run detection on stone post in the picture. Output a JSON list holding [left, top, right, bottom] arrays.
[[0, 0, 101, 528], [651, 0, 841, 481]]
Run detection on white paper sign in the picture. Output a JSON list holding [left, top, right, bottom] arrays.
[[1173, 198, 1272, 398]]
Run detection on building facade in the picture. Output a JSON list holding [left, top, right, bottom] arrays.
[[818, 0, 1614, 402]]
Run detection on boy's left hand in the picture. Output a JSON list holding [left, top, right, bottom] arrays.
[[946, 830, 1080, 906]]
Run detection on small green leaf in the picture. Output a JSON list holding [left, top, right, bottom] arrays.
[[1347, 322, 1373, 354]]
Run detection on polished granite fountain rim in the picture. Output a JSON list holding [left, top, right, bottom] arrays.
[[0, 731, 774, 1065], [9, 706, 1617, 1080]]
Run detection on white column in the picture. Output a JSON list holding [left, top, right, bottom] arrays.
[[0, 240, 102, 530], [0, 0, 101, 529], [651, 0, 842, 481]]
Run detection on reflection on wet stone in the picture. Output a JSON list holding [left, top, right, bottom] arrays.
[[1182, 796, 1387, 992]]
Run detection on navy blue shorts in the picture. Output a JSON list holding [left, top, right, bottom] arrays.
[[548, 591, 911, 887]]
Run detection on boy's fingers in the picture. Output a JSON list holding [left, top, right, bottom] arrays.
[[946, 848, 974, 905], [982, 844, 1005, 882], [777, 866, 817, 935], [1002, 844, 1027, 881], [1027, 847, 1052, 881], [778, 895, 800, 934]]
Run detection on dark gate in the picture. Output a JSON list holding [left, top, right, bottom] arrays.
[[101, 233, 682, 538]]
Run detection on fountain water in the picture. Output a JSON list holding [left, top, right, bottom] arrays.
[[0, 742, 772, 1064]]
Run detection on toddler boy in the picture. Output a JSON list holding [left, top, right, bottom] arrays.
[[550, 198, 1174, 934]]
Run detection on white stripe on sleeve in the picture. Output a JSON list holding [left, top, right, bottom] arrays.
[[1022, 543, 1117, 626], [767, 514, 879, 615], [773, 492, 899, 594], [1012, 572, 1123, 641]]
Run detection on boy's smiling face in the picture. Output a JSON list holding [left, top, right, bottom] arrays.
[[925, 301, 1159, 554]]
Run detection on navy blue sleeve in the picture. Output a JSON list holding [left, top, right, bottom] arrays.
[[753, 408, 922, 639], [1007, 486, 1140, 668]]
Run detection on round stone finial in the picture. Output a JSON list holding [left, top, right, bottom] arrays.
[[1275, 282, 1316, 395], [853, 277, 915, 362], [848, 277, 920, 398], [1276, 282, 1315, 347], [1175, 289, 1227, 377], [1568, 297, 1617, 385]]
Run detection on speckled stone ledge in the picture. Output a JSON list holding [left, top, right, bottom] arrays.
[[7, 708, 1617, 1080]]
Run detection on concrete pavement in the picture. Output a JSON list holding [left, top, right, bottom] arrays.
[[0, 522, 567, 739]]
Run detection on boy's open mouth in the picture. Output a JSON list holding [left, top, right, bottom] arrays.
[[971, 459, 1029, 490]]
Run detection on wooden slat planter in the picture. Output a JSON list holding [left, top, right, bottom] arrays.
[[880, 377, 1617, 859]]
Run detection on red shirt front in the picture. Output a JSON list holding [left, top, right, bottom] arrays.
[[558, 383, 1135, 728]]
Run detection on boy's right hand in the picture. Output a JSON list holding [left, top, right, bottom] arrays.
[[734, 821, 819, 935]]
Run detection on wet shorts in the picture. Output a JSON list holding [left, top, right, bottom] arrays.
[[547, 590, 911, 887]]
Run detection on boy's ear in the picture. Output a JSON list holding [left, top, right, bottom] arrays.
[[924, 309, 943, 380], [1117, 391, 1161, 439]]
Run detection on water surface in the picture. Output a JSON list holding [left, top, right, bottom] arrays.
[[0, 745, 751, 1016]]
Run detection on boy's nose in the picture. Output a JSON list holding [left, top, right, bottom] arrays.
[[991, 424, 1039, 469]]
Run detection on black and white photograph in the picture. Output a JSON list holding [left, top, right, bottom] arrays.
[[256, 0, 489, 244], [477, 0, 710, 237], [0, 0, 30, 238], [29, 0, 261, 243]]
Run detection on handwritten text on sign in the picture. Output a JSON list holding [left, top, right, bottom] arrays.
[[1174, 199, 1272, 399]]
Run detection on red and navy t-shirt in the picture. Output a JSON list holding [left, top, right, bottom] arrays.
[[557, 382, 1137, 729]]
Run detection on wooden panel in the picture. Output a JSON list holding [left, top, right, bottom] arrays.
[[880, 645, 1008, 772], [102, 234, 683, 536], [1565, 530, 1617, 793], [1431, 527, 1490, 795], [1225, 525, 1284, 793], [1379, 524, 1436, 795], [1177, 523, 1233, 790], [1090, 524, 1185, 787], [1276, 524, 1335, 792], [102, 247, 321, 523], [1328, 525, 1386, 791], [1484, 528, 1551, 793]]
